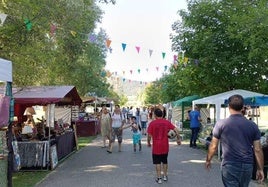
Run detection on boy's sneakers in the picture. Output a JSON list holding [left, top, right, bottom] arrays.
[[163, 176, 168, 182], [155, 178, 162, 184]]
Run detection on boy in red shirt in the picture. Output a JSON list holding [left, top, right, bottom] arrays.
[[147, 108, 181, 184]]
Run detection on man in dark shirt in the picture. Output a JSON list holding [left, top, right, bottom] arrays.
[[205, 94, 264, 186]]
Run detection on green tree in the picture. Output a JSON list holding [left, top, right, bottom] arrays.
[[170, 0, 268, 97], [0, 0, 116, 97]]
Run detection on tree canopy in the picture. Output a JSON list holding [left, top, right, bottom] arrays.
[[0, 0, 118, 98], [144, 0, 268, 104]]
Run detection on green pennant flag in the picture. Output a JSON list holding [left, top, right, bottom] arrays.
[[24, 19, 32, 31]]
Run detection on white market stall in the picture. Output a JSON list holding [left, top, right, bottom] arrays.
[[192, 89, 265, 122]]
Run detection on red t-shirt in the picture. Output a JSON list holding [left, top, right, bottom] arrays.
[[147, 119, 175, 154]]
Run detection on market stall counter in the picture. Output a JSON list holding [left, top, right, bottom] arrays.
[[55, 131, 76, 160], [76, 119, 100, 137], [17, 141, 49, 169]]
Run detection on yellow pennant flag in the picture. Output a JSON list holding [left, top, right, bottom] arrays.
[[70, 30, 77, 37]]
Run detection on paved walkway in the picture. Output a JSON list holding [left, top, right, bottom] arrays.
[[36, 129, 263, 187]]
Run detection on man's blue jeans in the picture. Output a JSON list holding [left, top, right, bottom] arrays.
[[190, 127, 200, 147], [221, 162, 253, 187]]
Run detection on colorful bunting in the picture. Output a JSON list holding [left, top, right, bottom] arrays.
[[70, 30, 77, 37], [164, 65, 168, 71], [0, 13, 7, 26], [88, 33, 96, 43], [173, 55, 177, 62], [135, 46, 140, 53], [106, 39, 112, 48], [149, 49, 153, 57], [122, 43, 127, 51], [24, 19, 32, 31], [162, 52, 166, 59], [50, 24, 57, 37]]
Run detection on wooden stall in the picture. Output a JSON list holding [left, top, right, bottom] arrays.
[[12, 86, 82, 170]]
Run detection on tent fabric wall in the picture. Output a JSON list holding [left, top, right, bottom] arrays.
[[193, 89, 265, 121], [172, 95, 200, 123], [0, 58, 12, 82]]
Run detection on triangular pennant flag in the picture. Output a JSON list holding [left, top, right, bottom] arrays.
[[156, 67, 159, 71], [24, 19, 32, 31], [135, 46, 140, 53], [137, 69, 140, 73], [164, 65, 168, 71], [123, 71, 125, 75], [173, 55, 177, 62], [146, 68, 149, 72], [122, 43, 127, 51], [129, 79, 131, 83], [130, 70, 133, 74], [106, 39, 112, 48], [0, 13, 7, 26], [162, 52, 166, 59], [149, 49, 153, 57], [184, 57, 189, 63], [70, 30, 77, 37], [50, 24, 57, 37], [88, 33, 96, 43], [123, 78, 126, 82]]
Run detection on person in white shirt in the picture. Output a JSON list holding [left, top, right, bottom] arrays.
[[107, 104, 125, 153], [140, 106, 148, 135]]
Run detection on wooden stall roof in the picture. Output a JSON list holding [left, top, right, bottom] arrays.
[[13, 85, 82, 105]]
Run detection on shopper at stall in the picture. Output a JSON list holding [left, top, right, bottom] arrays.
[[100, 106, 112, 148]]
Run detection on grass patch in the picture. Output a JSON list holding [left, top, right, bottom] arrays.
[[78, 136, 96, 149], [12, 135, 96, 187], [13, 171, 50, 187]]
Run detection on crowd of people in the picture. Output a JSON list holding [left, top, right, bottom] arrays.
[[98, 96, 265, 186], [99, 104, 182, 184]]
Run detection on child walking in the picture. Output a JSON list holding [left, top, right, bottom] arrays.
[[122, 116, 142, 152]]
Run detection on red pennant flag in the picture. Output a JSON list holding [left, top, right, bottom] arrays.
[[173, 55, 177, 62], [106, 39, 112, 48], [135, 46, 140, 53], [50, 24, 57, 37]]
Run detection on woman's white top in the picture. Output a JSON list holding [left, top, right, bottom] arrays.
[[111, 113, 123, 128]]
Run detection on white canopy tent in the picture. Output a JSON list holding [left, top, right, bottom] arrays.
[[0, 58, 12, 82], [192, 89, 265, 122]]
